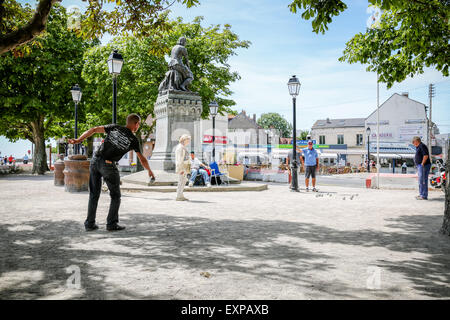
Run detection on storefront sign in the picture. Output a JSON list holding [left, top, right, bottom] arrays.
[[203, 135, 228, 144]]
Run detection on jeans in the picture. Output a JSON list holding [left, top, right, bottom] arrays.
[[189, 168, 209, 184], [85, 155, 121, 227], [417, 163, 431, 199]]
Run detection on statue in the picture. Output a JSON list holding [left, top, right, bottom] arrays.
[[158, 37, 194, 93]]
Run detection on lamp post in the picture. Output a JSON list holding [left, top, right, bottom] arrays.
[[70, 84, 82, 155], [366, 127, 371, 172], [107, 49, 123, 124], [287, 75, 301, 192], [209, 101, 219, 163], [265, 128, 273, 163]]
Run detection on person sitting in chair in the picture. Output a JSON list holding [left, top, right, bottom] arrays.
[[188, 152, 211, 188]]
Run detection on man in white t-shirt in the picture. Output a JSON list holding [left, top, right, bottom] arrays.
[[188, 152, 211, 187]]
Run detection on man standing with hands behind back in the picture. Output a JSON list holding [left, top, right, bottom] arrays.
[[68, 114, 155, 231], [412, 136, 431, 200]]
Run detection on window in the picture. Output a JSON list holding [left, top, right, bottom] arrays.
[[319, 135, 325, 144], [356, 134, 363, 146], [337, 135, 344, 145]]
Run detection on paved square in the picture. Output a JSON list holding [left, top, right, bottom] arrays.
[[0, 175, 449, 299]]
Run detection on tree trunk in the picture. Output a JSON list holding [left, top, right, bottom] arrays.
[[0, 0, 57, 54], [30, 118, 48, 175], [441, 142, 450, 236]]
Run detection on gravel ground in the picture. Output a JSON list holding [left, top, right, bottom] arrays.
[[0, 174, 449, 300]]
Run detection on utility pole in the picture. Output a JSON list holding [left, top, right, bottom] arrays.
[[428, 84, 435, 149]]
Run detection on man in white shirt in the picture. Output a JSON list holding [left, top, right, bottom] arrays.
[[188, 152, 211, 187]]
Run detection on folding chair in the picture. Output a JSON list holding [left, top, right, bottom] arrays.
[[209, 162, 229, 185]]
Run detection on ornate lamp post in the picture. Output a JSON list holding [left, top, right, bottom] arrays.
[[209, 101, 219, 163], [366, 127, 371, 172], [70, 84, 82, 155], [287, 75, 301, 192], [107, 49, 123, 124], [265, 128, 273, 163]]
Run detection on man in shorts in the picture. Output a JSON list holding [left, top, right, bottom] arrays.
[[300, 140, 319, 192]]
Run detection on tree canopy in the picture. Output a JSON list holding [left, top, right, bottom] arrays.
[[288, 0, 449, 88], [79, 16, 250, 128], [0, 4, 96, 173], [257, 113, 292, 138], [0, 0, 200, 54]]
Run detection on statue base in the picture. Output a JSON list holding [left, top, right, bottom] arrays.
[[149, 91, 203, 171]]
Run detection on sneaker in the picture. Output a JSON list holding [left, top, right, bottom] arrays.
[[206, 182, 211, 188], [85, 224, 99, 232], [306, 187, 309, 192], [312, 188, 318, 192], [415, 196, 427, 200], [188, 181, 194, 187], [106, 224, 126, 231], [176, 196, 189, 201]]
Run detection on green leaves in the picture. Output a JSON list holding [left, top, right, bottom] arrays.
[[257, 113, 292, 138], [290, 0, 449, 88], [288, 0, 347, 34], [0, 4, 95, 141], [80, 17, 249, 132]]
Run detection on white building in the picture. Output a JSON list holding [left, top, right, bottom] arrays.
[[310, 118, 366, 166], [365, 93, 428, 146]]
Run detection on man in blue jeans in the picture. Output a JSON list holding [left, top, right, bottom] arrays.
[[188, 152, 211, 188], [412, 136, 431, 200]]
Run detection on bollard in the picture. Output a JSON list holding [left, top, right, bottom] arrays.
[[54, 154, 65, 186], [365, 178, 372, 188], [64, 155, 90, 192]]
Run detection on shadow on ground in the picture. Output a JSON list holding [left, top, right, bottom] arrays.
[[0, 210, 449, 299]]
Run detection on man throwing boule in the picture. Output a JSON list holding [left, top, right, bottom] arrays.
[[68, 114, 155, 231]]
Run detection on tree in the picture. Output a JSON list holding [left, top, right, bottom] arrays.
[[257, 113, 292, 138], [288, 0, 449, 88], [0, 4, 96, 174], [298, 129, 310, 140], [0, 0, 200, 55]]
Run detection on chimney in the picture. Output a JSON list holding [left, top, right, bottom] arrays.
[[401, 92, 409, 97], [253, 114, 256, 122], [326, 118, 331, 123]]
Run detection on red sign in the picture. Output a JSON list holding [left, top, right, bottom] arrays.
[[203, 135, 227, 144], [28, 150, 31, 154]]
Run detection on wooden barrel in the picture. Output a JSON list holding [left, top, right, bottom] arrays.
[[64, 155, 90, 192], [54, 157, 65, 186]]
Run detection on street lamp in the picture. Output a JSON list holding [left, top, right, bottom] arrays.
[[366, 127, 371, 172], [209, 101, 219, 163], [265, 128, 273, 160], [287, 75, 301, 191], [70, 84, 82, 154], [107, 49, 123, 124]]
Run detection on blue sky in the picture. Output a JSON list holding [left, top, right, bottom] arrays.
[[1, 0, 449, 157]]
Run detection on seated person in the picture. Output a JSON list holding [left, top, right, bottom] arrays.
[[188, 152, 211, 187]]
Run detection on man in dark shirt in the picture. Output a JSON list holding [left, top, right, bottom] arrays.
[[69, 114, 155, 231], [412, 136, 431, 200]]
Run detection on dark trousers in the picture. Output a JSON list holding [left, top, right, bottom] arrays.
[[417, 163, 431, 199], [85, 155, 121, 227]]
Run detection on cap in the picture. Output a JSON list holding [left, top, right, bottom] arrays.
[[307, 140, 313, 145]]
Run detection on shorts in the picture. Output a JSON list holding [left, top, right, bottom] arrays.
[[305, 165, 316, 179]]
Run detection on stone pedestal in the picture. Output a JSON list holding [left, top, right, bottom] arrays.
[[149, 90, 203, 171], [64, 155, 90, 192]]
